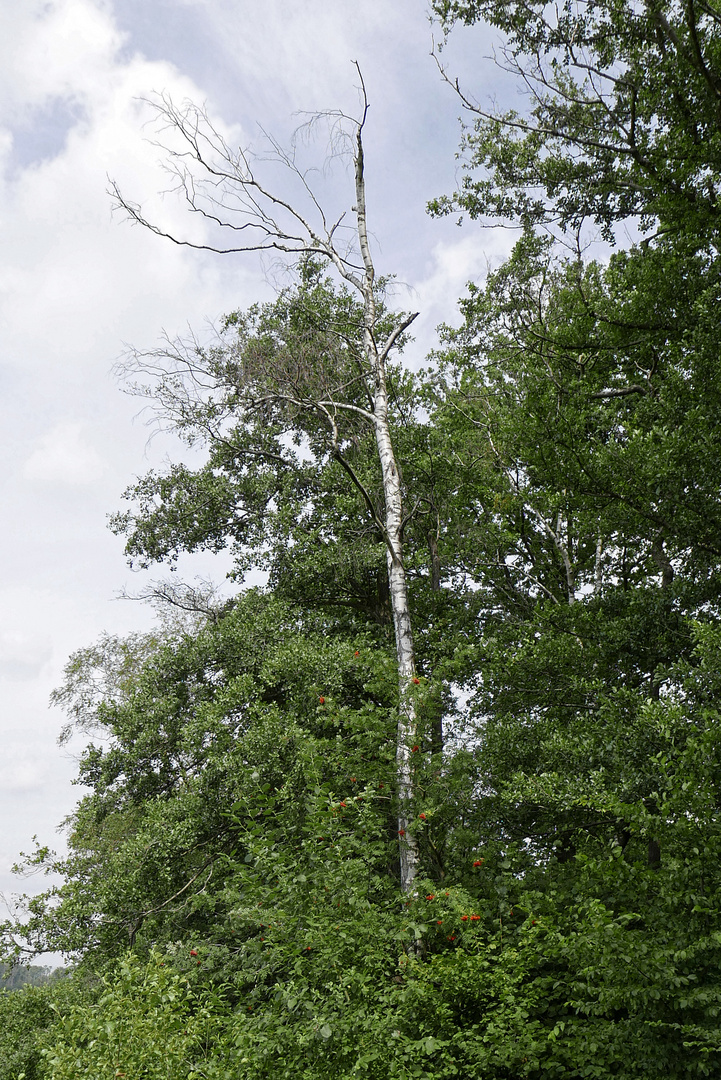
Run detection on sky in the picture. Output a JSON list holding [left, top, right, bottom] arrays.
[[0, 0, 514, 945]]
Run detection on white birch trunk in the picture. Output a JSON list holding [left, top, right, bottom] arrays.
[[354, 126, 419, 893]]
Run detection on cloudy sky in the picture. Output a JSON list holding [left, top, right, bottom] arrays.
[[0, 0, 512, 930]]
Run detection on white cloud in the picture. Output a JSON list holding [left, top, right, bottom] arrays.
[[0, 4, 256, 393], [0, 632, 52, 682], [419, 230, 515, 316], [0, 760, 47, 794], [0, 0, 122, 112], [173, 0, 416, 113], [23, 422, 107, 485], [399, 230, 516, 365]]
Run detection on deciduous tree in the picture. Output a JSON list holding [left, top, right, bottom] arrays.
[[112, 77, 424, 889]]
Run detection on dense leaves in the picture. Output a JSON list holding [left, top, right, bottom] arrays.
[[432, 0, 721, 240]]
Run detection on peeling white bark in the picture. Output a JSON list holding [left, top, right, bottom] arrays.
[[352, 114, 419, 893]]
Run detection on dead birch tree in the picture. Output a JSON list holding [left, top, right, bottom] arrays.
[[111, 69, 421, 892]]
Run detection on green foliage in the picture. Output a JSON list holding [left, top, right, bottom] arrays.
[[12, 601, 397, 962], [42, 952, 228, 1079], [15, 611, 721, 1078], [431, 0, 721, 240], [111, 262, 416, 623], [0, 976, 78, 1080]]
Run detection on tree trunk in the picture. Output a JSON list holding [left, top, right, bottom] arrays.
[[354, 123, 419, 893], [428, 529, 444, 754]]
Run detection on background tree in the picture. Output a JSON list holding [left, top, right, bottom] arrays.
[[431, 0, 721, 241], [425, 0, 721, 870]]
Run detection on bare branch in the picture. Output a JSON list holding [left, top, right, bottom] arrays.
[[591, 384, 648, 400], [378, 312, 420, 365]]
